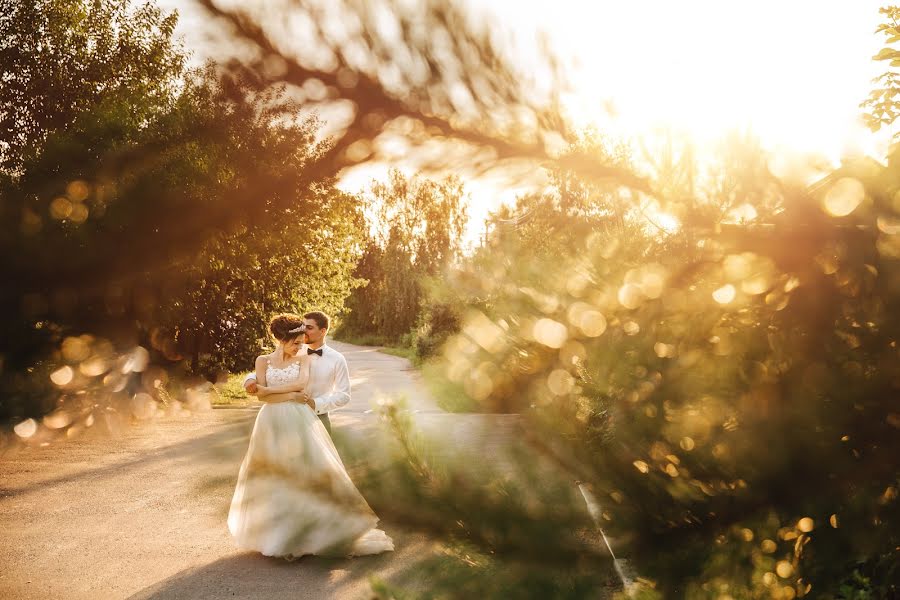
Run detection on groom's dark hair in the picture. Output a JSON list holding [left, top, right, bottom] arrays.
[[304, 311, 330, 331]]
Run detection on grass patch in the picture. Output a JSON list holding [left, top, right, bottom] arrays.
[[380, 345, 419, 363], [212, 371, 254, 406], [333, 331, 391, 347]]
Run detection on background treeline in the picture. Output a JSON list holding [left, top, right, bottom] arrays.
[[338, 169, 467, 359]]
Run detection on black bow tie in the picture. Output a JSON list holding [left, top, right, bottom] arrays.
[[307, 348, 323, 357]]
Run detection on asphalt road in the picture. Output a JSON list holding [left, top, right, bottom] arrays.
[[0, 341, 525, 600]]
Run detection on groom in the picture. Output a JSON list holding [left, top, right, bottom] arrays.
[[244, 311, 350, 434]]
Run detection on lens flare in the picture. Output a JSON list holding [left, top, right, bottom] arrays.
[[49, 197, 73, 220], [50, 366, 74, 386], [62, 336, 91, 362], [877, 215, 900, 234], [823, 177, 864, 217], [579, 310, 607, 337], [775, 561, 794, 578], [654, 342, 675, 358], [533, 318, 568, 348], [66, 180, 90, 202], [547, 369, 574, 395], [712, 284, 736, 304], [79, 357, 107, 377], [617, 283, 643, 309], [122, 346, 150, 373], [44, 409, 73, 429], [131, 393, 158, 420], [13, 418, 38, 439]]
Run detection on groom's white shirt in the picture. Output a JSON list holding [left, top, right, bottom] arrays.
[[245, 343, 351, 414]]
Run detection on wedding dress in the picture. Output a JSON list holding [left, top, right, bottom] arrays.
[[227, 360, 394, 558]]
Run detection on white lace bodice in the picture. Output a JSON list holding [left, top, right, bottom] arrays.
[[265, 359, 308, 387]]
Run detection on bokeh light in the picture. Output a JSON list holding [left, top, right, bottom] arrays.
[[533, 318, 569, 348], [712, 284, 736, 304], [822, 177, 865, 217], [50, 366, 74, 386], [13, 418, 38, 439]]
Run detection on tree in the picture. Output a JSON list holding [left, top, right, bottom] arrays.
[[341, 241, 386, 336], [341, 170, 468, 342], [159, 185, 365, 376], [0, 0, 184, 174], [369, 170, 468, 276], [376, 230, 421, 341], [0, 0, 195, 417]]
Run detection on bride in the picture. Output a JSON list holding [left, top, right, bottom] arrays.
[[227, 313, 393, 558]]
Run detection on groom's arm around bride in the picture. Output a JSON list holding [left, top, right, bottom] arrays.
[[245, 311, 350, 432]]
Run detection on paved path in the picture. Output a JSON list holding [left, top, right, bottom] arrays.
[[0, 342, 524, 600]]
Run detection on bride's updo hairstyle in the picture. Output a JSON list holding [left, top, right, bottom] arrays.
[[269, 313, 305, 343]]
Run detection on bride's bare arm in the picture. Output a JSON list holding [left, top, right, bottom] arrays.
[[257, 379, 306, 394], [259, 391, 299, 403], [250, 355, 291, 404], [256, 357, 309, 398]]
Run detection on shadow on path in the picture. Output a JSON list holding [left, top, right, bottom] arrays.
[[127, 531, 432, 600], [0, 417, 254, 499]]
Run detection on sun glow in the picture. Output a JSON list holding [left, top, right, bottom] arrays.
[[653, 213, 681, 234], [535, 0, 891, 162]]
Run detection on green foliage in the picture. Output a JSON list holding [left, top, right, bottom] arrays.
[[861, 6, 900, 135], [331, 331, 390, 347], [152, 88, 367, 374], [420, 146, 900, 596], [4, 0, 898, 597], [0, 0, 192, 418], [341, 242, 385, 336], [485, 131, 638, 264], [378, 232, 421, 340], [0, 0, 184, 174], [414, 297, 464, 361], [370, 543, 618, 600], [836, 553, 900, 599], [330, 330, 419, 362]]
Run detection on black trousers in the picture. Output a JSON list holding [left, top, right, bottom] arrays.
[[317, 412, 331, 435]]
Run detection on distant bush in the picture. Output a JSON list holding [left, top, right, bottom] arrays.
[[415, 301, 463, 360]]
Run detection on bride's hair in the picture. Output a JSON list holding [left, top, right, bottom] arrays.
[[269, 313, 305, 343]]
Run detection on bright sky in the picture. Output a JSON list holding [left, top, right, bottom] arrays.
[[537, 0, 890, 159], [164, 0, 893, 241]]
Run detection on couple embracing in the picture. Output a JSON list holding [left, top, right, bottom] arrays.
[[227, 311, 394, 559]]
